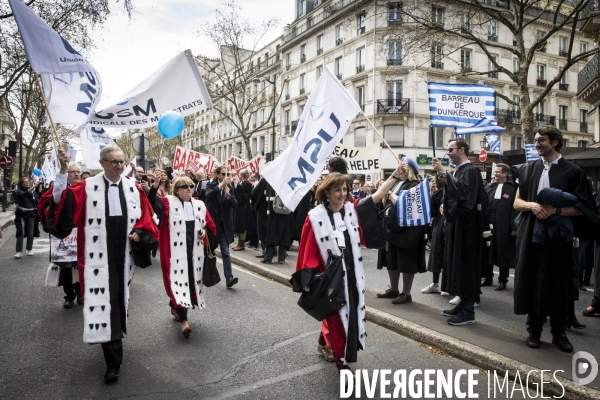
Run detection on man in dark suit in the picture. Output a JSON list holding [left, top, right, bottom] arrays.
[[205, 165, 238, 287], [350, 179, 367, 199]]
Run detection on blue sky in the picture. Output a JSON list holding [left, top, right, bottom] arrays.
[[89, 0, 294, 108]]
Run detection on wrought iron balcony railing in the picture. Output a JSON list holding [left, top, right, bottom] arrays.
[[431, 61, 444, 69], [581, 122, 589, 133], [300, 54, 306, 63], [559, 83, 569, 91], [578, 53, 600, 93], [533, 113, 556, 126], [559, 119, 568, 130], [488, 72, 499, 79], [377, 99, 410, 114], [357, 26, 365, 35], [488, 34, 498, 42], [356, 65, 365, 73], [496, 109, 521, 124], [537, 79, 547, 87], [317, 48, 323, 55], [300, 88, 305, 95], [559, 49, 568, 57], [336, 73, 343, 80], [336, 38, 344, 46], [285, 94, 290, 100], [387, 59, 402, 66]]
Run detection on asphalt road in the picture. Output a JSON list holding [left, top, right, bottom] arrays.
[[0, 226, 515, 400]]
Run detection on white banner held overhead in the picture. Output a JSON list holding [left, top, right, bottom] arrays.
[[80, 126, 117, 170], [428, 83, 496, 128], [396, 178, 433, 227], [86, 50, 212, 129], [172, 146, 220, 174], [262, 66, 362, 211], [332, 142, 381, 174]]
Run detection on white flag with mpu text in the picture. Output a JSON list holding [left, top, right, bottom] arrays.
[[80, 126, 117, 170], [262, 67, 362, 211]]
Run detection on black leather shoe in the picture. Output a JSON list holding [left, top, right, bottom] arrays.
[[480, 278, 493, 287], [495, 282, 507, 291], [63, 299, 74, 309], [76, 294, 83, 305], [552, 337, 573, 353], [568, 318, 587, 330], [104, 368, 120, 383], [579, 284, 588, 292], [526, 333, 540, 349], [226, 277, 238, 288]]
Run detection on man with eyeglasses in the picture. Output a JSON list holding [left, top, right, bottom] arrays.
[[44, 146, 159, 383], [350, 179, 366, 199], [512, 125, 597, 353], [205, 165, 239, 288], [432, 137, 486, 326], [38, 163, 83, 309]]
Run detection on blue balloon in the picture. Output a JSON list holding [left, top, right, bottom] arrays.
[[158, 111, 184, 139], [33, 168, 42, 176]]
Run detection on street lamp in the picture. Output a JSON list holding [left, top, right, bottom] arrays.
[[480, 135, 490, 151], [253, 75, 277, 161]]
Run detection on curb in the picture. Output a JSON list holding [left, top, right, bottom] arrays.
[[225, 251, 600, 400]]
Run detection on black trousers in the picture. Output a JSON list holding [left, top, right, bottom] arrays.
[[60, 268, 80, 301], [483, 263, 510, 282], [101, 339, 123, 369]]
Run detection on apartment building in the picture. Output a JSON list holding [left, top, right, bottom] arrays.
[[184, 0, 595, 177]]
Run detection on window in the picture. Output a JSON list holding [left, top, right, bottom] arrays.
[[356, 47, 365, 73], [579, 140, 588, 148], [460, 49, 472, 72], [488, 21, 498, 41], [388, 5, 402, 25], [384, 124, 404, 147], [537, 30, 546, 52], [581, 109, 589, 133], [335, 57, 343, 79], [300, 44, 306, 63], [387, 81, 403, 106], [581, 41, 589, 60], [260, 109, 265, 124], [432, 6, 444, 26], [284, 80, 290, 100], [357, 13, 366, 35], [462, 15, 471, 33], [560, 70, 569, 90], [488, 55, 498, 78], [512, 94, 520, 111], [431, 44, 444, 69], [559, 105, 568, 130], [513, 59, 520, 74], [510, 136, 523, 150], [429, 127, 444, 148], [317, 35, 323, 54], [285, 53, 291, 68], [559, 36, 568, 57], [299, 74, 305, 94], [284, 110, 291, 134], [336, 25, 344, 45], [535, 100, 546, 116], [536, 64, 546, 86], [356, 86, 365, 110], [355, 127, 366, 147], [316, 65, 323, 79], [388, 41, 402, 65], [298, 0, 305, 17]]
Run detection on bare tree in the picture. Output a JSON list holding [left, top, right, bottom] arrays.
[[198, 0, 284, 159], [388, 0, 600, 141]]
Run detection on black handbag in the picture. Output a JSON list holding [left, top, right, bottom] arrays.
[[202, 237, 221, 287], [292, 252, 346, 321]]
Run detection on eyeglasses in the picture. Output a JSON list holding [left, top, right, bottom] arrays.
[[220, 173, 230, 176], [353, 182, 360, 184], [67, 171, 80, 174], [447, 147, 458, 152], [533, 137, 548, 144], [176, 185, 193, 190], [103, 159, 125, 166]]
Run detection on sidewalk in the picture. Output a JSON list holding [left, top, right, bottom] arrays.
[[221, 245, 600, 399], [0, 205, 15, 230]]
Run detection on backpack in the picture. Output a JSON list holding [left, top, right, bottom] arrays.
[[273, 193, 292, 215]]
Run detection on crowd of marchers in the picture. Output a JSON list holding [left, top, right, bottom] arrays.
[[6, 123, 600, 385]]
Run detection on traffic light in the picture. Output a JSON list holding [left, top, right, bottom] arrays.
[[8, 141, 16, 157]]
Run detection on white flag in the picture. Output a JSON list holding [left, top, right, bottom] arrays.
[[80, 126, 117, 170], [396, 178, 433, 227], [262, 67, 362, 211], [9, 0, 102, 131], [41, 156, 55, 188], [86, 50, 212, 129]]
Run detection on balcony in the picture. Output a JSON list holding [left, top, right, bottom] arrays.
[[377, 98, 410, 114], [488, 72, 499, 79], [533, 113, 556, 126], [461, 66, 473, 73], [356, 65, 365, 73], [336, 38, 344, 46], [496, 109, 521, 124], [300, 54, 306, 63], [291, 120, 298, 132], [284, 124, 290, 134], [479, 0, 509, 7], [488, 34, 498, 42], [559, 83, 569, 91], [300, 88, 305, 95], [387, 58, 402, 66], [336, 73, 343, 80], [536, 78, 547, 87], [581, 1, 600, 35], [285, 94, 290, 100], [317, 48, 323, 55], [581, 122, 589, 133], [559, 119, 568, 130], [538, 45, 547, 53], [431, 61, 444, 69], [559, 49, 568, 57], [578, 53, 600, 104], [357, 26, 365, 35], [388, 18, 402, 26]]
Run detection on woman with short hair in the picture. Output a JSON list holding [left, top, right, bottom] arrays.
[[14, 176, 40, 258]]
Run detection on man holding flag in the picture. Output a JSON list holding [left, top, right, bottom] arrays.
[[432, 138, 486, 326]]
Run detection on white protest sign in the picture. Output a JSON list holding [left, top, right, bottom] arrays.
[[428, 83, 496, 128], [332, 142, 381, 174]]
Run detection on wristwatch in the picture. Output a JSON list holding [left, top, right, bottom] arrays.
[[438, 172, 447, 179], [556, 207, 562, 216], [391, 175, 400, 180]]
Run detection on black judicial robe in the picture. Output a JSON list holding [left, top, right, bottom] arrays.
[[251, 178, 292, 247], [441, 163, 486, 303], [484, 178, 518, 269], [427, 188, 445, 274], [513, 158, 597, 317]]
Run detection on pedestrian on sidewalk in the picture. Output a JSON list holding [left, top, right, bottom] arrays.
[[205, 165, 239, 288], [432, 138, 486, 326], [14, 176, 41, 258], [47, 146, 159, 383], [38, 162, 83, 309], [422, 177, 447, 296], [151, 174, 216, 338], [232, 169, 254, 251], [293, 164, 403, 378], [513, 125, 597, 353], [376, 158, 426, 305]]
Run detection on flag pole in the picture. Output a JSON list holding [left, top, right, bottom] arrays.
[[360, 109, 400, 162], [34, 74, 62, 148]]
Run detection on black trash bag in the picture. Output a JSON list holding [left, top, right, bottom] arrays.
[[291, 253, 346, 321]]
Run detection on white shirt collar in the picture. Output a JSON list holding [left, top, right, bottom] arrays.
[[104, 176, 122, 186]]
